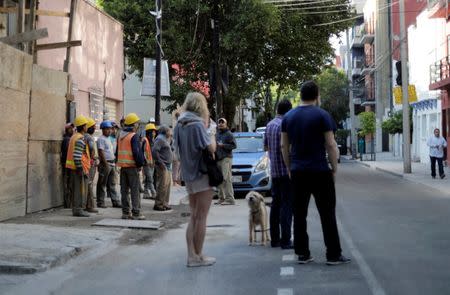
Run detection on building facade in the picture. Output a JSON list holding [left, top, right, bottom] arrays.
[[36, 0, 124, 125], [428, 0, 450, 162]]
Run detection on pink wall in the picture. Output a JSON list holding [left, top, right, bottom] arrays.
[[36, 0, 124, 117]]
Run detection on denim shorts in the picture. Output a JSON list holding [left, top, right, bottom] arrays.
[[185, 174, 211, 195]]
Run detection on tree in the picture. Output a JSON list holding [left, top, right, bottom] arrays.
[[316, 67, 349, 127], [358, 112, 375, 136], [99, 0, 355, 123]]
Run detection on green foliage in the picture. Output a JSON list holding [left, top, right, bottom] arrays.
[[358, 111, 375, 136], [101, 0, 355, 122], [336, 129, 350, 141], [381, 108, 413, 135], [316, 67, 349, 126]]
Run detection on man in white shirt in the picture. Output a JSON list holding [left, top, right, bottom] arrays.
[[427, 128, 447, 179]]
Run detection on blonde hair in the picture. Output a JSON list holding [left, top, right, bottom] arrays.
[[182, 92, 210, 121]]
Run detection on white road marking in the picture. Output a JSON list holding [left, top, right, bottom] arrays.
[[280, 266, 294, 276], [338, 219, 387, 295], [277, 288, 294, 295], [282, 254, 295, 261]]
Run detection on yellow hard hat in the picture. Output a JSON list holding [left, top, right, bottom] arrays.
[[124, 113, 140, 125], [145, 123, 156, 131], [87, 118, 96, 128], [74, 115, 88, 127]]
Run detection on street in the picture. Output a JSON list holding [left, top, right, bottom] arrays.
[[3, 161, 450, 295]]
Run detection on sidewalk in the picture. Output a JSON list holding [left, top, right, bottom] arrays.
[[0, 186, 190, 275], [351, 152, 450, 197]]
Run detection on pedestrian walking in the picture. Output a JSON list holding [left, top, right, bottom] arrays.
[[172, 112, 182, 186], [96, 121, 121, 208], [142, 123, 157, 199], [152, 125, 173, 211], [264, 99, 293, 249], [427, 128, 447, 179], [215, 118, 237, 205], [173, 92, 217, 267], [65, 115, 91, 217], [281, 81, 350, 265], [84, 118, 99, 213], [117, 113, 146, 220], [61, 123, 74, 208]]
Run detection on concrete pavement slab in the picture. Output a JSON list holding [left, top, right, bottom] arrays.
[[0, 224, 120, 274], [92, 218, 163, 230]]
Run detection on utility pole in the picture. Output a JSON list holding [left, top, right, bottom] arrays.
[[155, 0, 162, 126], [399, 0, 411, 173], [346, 29, 357, 159]]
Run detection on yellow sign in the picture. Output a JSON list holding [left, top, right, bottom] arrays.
[[393, 85, 418, 104]]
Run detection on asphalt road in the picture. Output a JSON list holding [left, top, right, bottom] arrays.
[[4, 161, 450, 295]]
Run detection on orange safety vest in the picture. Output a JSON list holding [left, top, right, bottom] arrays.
[[65, 133, 91, 174], [143, 137, 153, 164], [117, 133, 136, 168]]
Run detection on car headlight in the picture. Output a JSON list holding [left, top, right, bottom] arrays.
[[255, 156, 269, 172]]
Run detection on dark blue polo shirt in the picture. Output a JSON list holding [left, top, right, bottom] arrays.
[[281, 105, 336, 172]]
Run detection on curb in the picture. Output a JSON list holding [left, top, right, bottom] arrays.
[[0, 246, 84, 275], [354, 160, 404, 178]]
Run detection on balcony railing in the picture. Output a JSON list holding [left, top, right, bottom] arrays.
[[430, 55, 450, 86], [361, 54, 375, 75]]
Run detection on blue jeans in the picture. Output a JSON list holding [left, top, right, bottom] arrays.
[[270, 176, 293, 247]]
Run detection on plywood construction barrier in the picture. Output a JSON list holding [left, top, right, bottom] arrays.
[[0, 43, 69, 220], [0, 43, 32, 221]]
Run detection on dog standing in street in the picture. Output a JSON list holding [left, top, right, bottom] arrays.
[[246, 191, 270, 246]]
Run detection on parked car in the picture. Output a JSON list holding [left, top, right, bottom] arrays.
[[255, 127, 266, 135], [231, 132, 271, 195]]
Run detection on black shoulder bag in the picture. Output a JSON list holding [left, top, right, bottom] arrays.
[[200, 149, 224, 187]]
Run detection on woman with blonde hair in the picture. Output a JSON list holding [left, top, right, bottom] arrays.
[[174, 92, 217, 267]]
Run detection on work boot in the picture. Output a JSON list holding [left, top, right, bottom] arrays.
[[121, 213, 131, 219], [112, 201, 122, 208], [86, 208, 99, 213], [143, 190, 152, 199], [73, 210, 90, 217]]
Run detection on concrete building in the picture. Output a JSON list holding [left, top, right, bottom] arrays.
[[36, 0, 124, 124], [409, 9, 445, 163], [428, 0, 450, 162]]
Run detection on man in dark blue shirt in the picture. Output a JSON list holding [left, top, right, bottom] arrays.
[[281, 81, 350, 265]]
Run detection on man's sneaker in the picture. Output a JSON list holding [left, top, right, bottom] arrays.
[[131, 214, 146, 220], [73, 211, 90, 217], [441, 174, 446, 179], [97, 204, 107, 209], [164, 205, 172, 211], [121, 213, 131, 219], [298, 255, 314, 264], [326, 255, 351, 265], [214, 200, 225, 205], [112, 202, 122, 208]]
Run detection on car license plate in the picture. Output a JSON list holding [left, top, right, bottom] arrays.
[[232, 176, 242, 183]]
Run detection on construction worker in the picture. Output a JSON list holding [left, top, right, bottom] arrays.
[[97, 121, 121, 208], [117, 113, 146, 220], [66, 115, 91, 217], [143, 123, 157, 199], [61, 123, 74, 208], [84, 118, 99, 213]]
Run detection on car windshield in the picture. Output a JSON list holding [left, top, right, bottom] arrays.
[[234, 136, 264, 153]]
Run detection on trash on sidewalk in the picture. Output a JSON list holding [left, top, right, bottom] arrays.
[[92, 218, 163, 230]]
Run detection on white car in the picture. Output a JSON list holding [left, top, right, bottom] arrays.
[[255, 127, 266, 135]]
